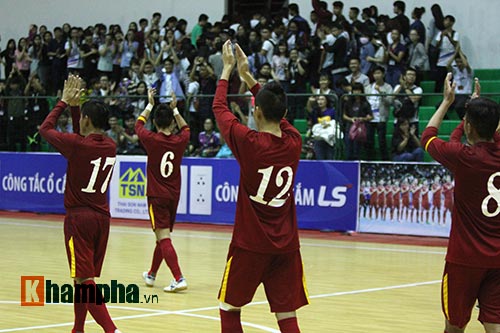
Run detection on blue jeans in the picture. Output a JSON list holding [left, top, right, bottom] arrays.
[[314, 140, 334, 160], [392, 147, 424, 162]]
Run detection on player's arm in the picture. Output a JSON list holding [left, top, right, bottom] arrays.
[[39, 75, 83, 157], [168, 91, 190, 142], [235, 43, 259, 94], [135, 88, 157, 145], [449, 120, 464, 142]]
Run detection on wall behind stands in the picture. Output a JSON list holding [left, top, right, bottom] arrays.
[[1, 0, 499, 70]]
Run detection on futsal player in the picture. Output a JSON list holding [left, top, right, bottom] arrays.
[[136, 88, 190, 292], [422, 74, 500, 333], [213, 40, 309, 333], [39, 75, 121, 333]]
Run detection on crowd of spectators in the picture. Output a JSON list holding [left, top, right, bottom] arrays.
[[0, 1, 472, 161]]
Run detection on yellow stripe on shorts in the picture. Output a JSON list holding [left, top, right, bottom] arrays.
[[443, 273, 449, 321], [69, 236, 76, 278], [218, 257, 233, 302], [149, 204, 155, 230], [424, 136, 438, 152], [302, 261, 310, 304]]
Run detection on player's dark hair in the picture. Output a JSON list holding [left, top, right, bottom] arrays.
[[255, 81, 287, 123], [81, 101, 109, 130], [465, 98, 500, 140], [153, 104, 174, 129]]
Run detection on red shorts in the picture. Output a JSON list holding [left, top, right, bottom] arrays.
[[147, 197, 178, 231], [442, 262, 500, 327], [218, 245, 309, 313], [64, 208, 110, 278]]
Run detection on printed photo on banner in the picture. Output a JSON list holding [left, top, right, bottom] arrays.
[[358, 162, 454, 237]]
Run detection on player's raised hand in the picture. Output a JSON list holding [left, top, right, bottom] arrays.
[[471, 77, 480, 99], [148, 88, 156, 106], [443, 72, 456, 105], [222, 40, 235, 70], [170, 92, 177, 110], [235, 43, 250, 77], [62, 74, 84, 106]]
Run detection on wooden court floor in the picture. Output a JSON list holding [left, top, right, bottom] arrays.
[[0, 213, 484, 333]]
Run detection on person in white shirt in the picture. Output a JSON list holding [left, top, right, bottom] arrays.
[[433, 15, 459, 92], [345, 58, 370, 89], [446, 46, 473, 118]]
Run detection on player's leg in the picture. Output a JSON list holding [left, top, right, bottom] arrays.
[[478, 269, 500, 333], [143, 241, 162, 287], [218, 246, 267, 333], [263, 250, 309, 333], [441, 262, 486, 333], [155, 227, 186, 292]]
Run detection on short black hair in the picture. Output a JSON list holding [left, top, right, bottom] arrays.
[[350, 7, 360, 15], [333, 1, 344, 9], [81, 101, 109, 130], [405, 67, 417, 75], [153, 104, 174, 129], [372, 66, 386, 74], [153, 12, 161, 18], [465, 98, 500, 140], [393, 1, 406, 12], [288, 3, 299, 13], [445, 15, 456, 23], [199, 14, 209, 22], [255, 81, 287, 123]]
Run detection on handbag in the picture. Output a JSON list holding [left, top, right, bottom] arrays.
[[348, 120, 367, 142]]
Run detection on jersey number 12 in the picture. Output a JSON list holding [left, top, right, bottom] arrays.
[[250, 166, 293, 207]]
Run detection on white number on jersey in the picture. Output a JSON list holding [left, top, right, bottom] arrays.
[[160, 151, 175, 178], [250, 166, 293, 207], [481, 172, 500, 218], [81, 157, 116, 193]]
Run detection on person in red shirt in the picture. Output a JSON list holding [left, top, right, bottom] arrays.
[[431, 176, 443, 225], [422, 74, 500, 333], [213, 41, 308, 333], [39, 75, 121, 333], [136, 88, 190, 293]]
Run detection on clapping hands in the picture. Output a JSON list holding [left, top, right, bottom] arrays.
[[61, 74, 84, 107]]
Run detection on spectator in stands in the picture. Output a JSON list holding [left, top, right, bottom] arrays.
[[358, 29, 375, 75], [366, 36, 387, 71], [119, 29, 139, 76], [434, 15, 459, 93], [393, 67, 422, 133], [332, 1, 347, 26], [260, 25, 278, 64], [80, 33, 98, 85], [197, 118, 220, 157], [407, 29, 429, 75], [391, 1, 410, 39], [306, 94, 336, 160], [5, 67, 27, 151], [385, 28, 406, 87], [97, 34, 116, 78], [48, 27, 67, 95], [288, 3, 310, 35], [65, 27, 83, 75], [446, 46, 473, 119], [55, 109, 73, 133], [410, 7, 426, 45], [312, 0, 333, 27], [345, 58, 370, 88], [208, 41, 224, 79], [106, 114, 123, 148], [391, 117, 424, 161], [192, 56, 216, 124], [361, 7, 377, 35], [426, 4, 444, 70], [311, 73, 336, 107], [28, 35, 42, 81], [191, 14, 208, 48], [271, 41, 290, 91], [24, 74, 48, 143], [38, 32, 52, 89], [287, 48, 309, 119], [1, 39, 17, 79], [317, 22, 335, 76], [119, 114, 143, 155], [15, 38, 32, 80], [129, 81, 148, 119], [342, 82, 373, 160], [286, 21, 308, 54], [366, 66, 393, 161], [158, 57, 184, 104], [327, 22, 349, 86]]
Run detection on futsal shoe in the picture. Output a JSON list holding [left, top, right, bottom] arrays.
[[164, 277, 188, 292], [142, 271, 155, 287]]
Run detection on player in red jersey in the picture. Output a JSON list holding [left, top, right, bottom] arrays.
[[385, 181, 393, 221], [136, 88, 190, 293], [442, 175, 454, 225], [39, 75, 121, 333], [400, 179, 411, 221], [431, 176, 443, 225], [376, 180, 385, 220], [213, 41, 308, 333], [392, 181, 401, 222], [420, 180, 430, 223], [422, 74, 500, 333], [369, 181, 378, 219], [410, 179, 421, 223]]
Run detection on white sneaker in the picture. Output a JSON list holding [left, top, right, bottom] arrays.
[[163, 278, 187, 293], [142, 271, 155, 287], [114, 330, 122, 333]]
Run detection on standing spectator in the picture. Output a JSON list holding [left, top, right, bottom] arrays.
[[286, 21, 308, 54], [39, 76, 121, 333], [197, 118, 220, 157], [361, 7, 377, 35], [38, 32, 53, 89], [157, 58, 185, 104], [426, 4, 444, 71], [208, 41, 224, 79], [312, 0, 333, 27], [317, 23, 336, 77], [393, 67, 422, 132], [407, 29, 429, 74], [366, 66, 393, 161], [271, 41, 290, 91], [48, 27, 67, 95], [329, 22, 349, 85], [366, 36, 387, 71], [194, 57, 217, 123], [65, 27, 83, 75], [446, 46, 473, 119], [111, 31, 124, 84], [260, 25, 278, 64], [358, 29, 376, 75], [118, 114, 143, 155], [28, 35, 42, 80], [5, 67, 27, 151], [385, 28, 406, 87], [1, 39, 17, 79], [106, 115, 122, 148], [287, 48, 309, 119], [80, 33, 99, 85], [288, 3, 311, 35], [24, 74, 48, 151], [15, 38, 32, 80], [409, 7, 426, 45], [137, 89, 190, 293], [214, 41, 308, 333], [247, 42, 266, 77], [130, 81, 148, 119], [55, 110, 73, 133], [191, 14, 209, 48], [391, 1, 410, 39], [422, 76, 500, 333], [391, 117, 423, 161], [120, 29, 139, 76], [306, 94, 336, 160], [332, 1, 347, 26], [434, 15, 459, 93], [174, 19, 188, 42], [342, 82, 373, 160], [345, 57, 370, 89], [97, 34, 116, 78]]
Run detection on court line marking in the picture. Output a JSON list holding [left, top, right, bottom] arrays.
[[0, 279, 440, 332], [0, 220, 447, 255]]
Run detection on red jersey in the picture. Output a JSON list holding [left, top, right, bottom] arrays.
[[135, 119, 189, 200], [443, 182, 454, 209], [39, 101, 116, 216], [401, 184, 410, 207], [422, 126, 500, 268], [432, 183, 442, 206], [213, 80, 302, 254]]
